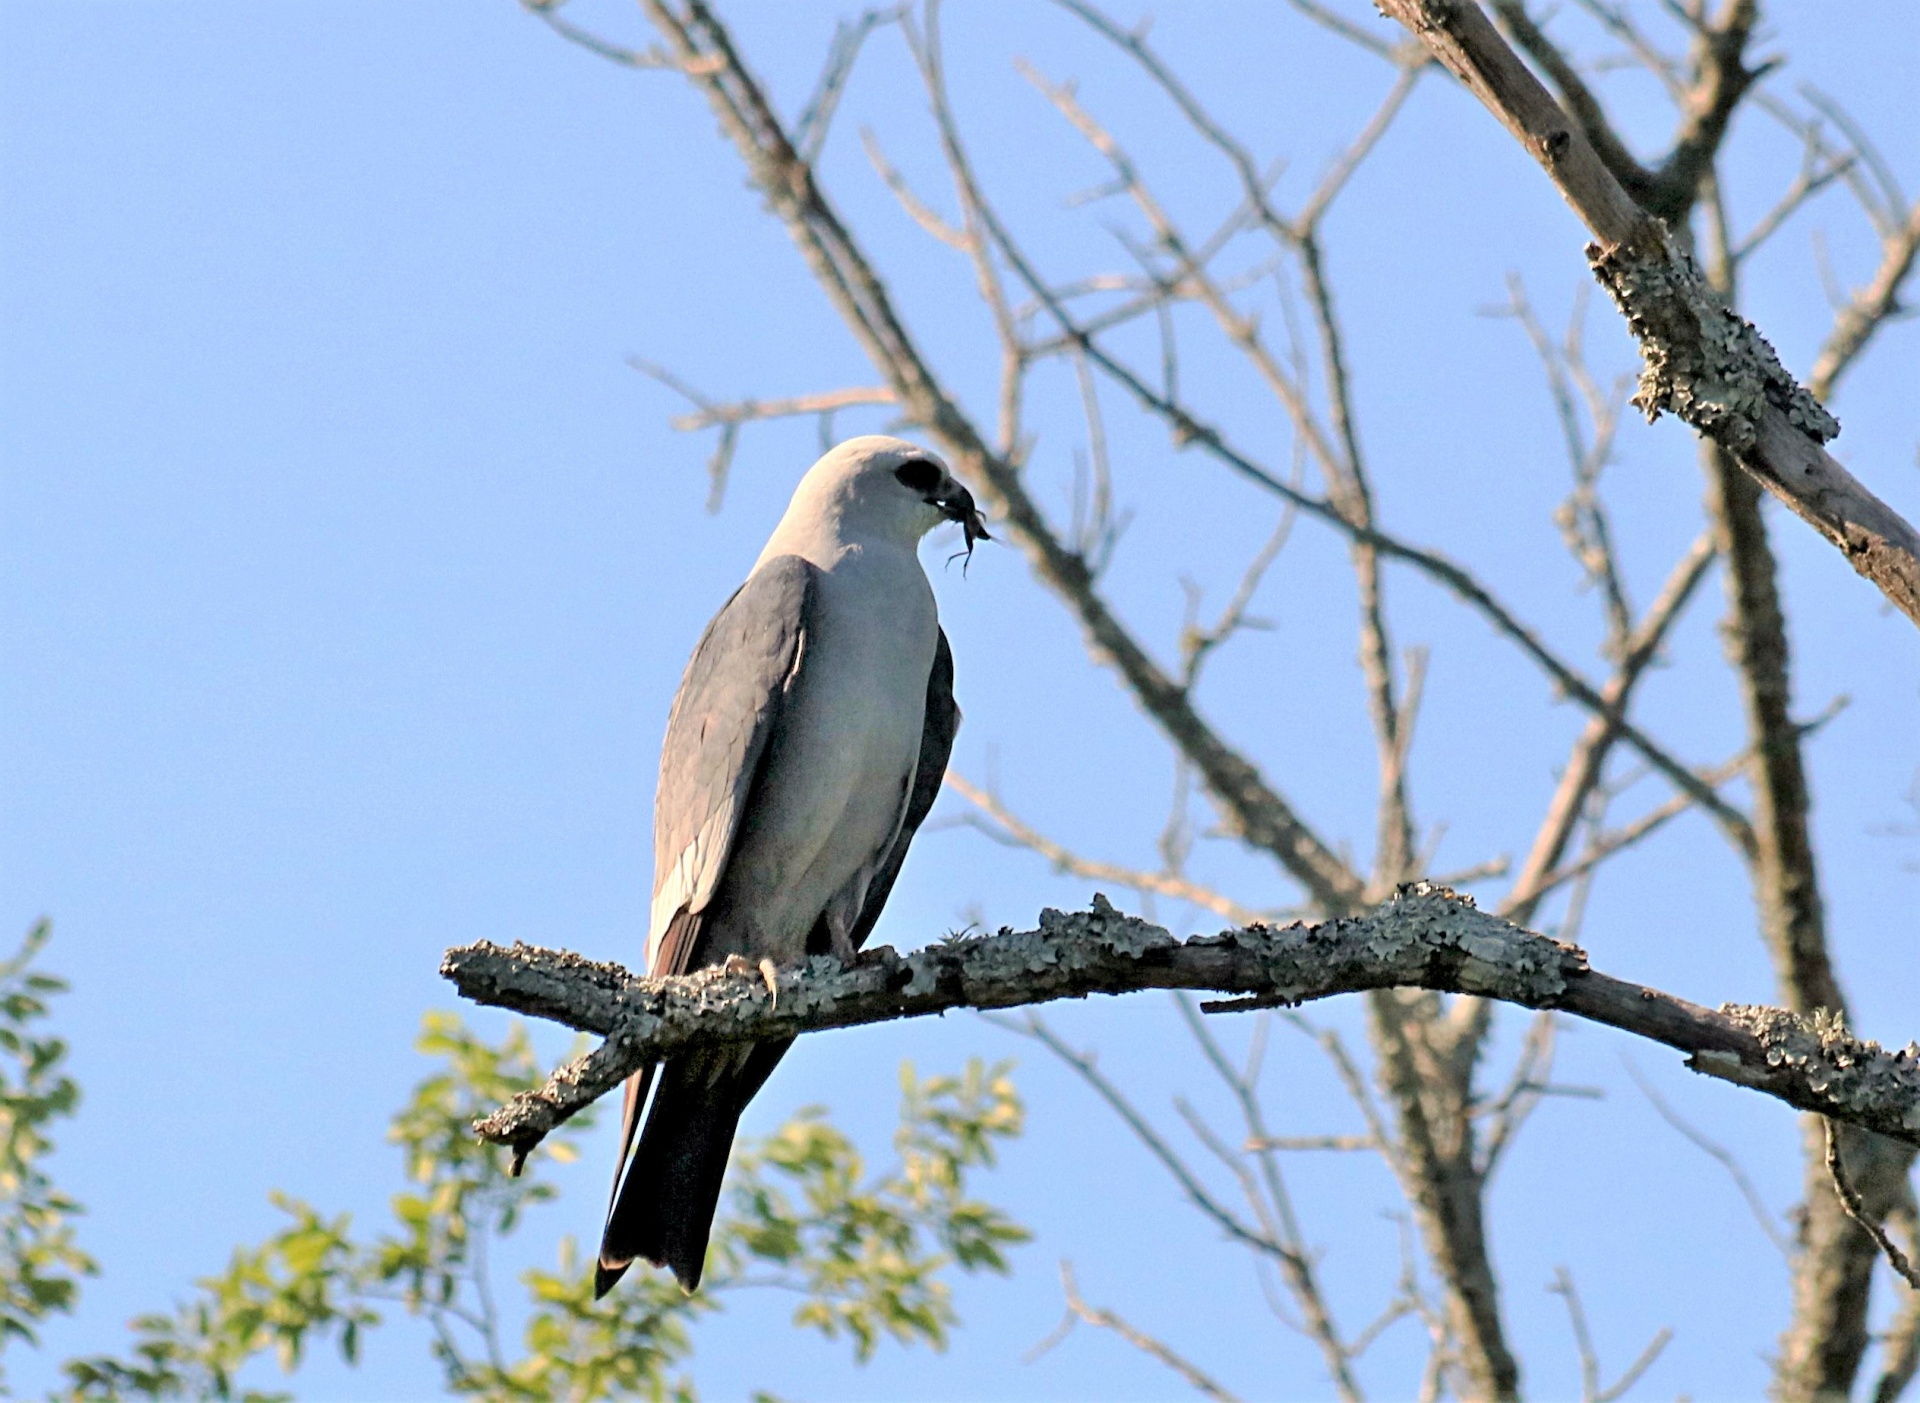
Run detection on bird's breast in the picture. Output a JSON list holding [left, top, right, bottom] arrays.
[[715, 544, 938, 954]]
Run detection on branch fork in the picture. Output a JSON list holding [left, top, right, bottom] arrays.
[[1375, 0, 1920, 626]]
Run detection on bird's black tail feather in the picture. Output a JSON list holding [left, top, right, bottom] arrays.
[[595, 1039, 791, 1295]]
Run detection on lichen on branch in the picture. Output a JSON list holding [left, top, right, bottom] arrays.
[[1587, 225, 1840, 452], [440, 886, 1920, 1169]]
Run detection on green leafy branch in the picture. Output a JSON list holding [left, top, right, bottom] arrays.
[[0, 921, 97, 1391], [21, 924, 1026, 1400], [718, 1059, 1030, 1359]]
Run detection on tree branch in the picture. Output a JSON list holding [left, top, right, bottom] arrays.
[[1824, 1119, 1920, 1291], [1691, 193, 1912, 1399], [1047, 1262, 1247, 1403], [1810, 198, 1920, 402], [441, 886, 1920, 1171], [1873, 1193, 1920, 1403], [942, 772, 1272, 928], [1374, 0, 1920, 628]]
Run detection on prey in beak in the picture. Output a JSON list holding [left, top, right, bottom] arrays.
[[935, 482, 991, 569], [893, 454, 992, 568]]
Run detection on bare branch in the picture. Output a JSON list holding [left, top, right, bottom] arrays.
[[942, 771, 1271, 927], [669, 383, 900, 433], [1178, 509, 1296, 691], [1173, 996, 1365, 1398], [1568, 0, 1685, 98], [932, 23, 1727, 864], [1068, 350, 1128, 575], [1012, 33, 1426, 887], [1051, 1262, 1246, 1403], [1429, 855, 1511, 889], [1826, 1119, 1920, 1291], [1280, 0, 1405, 60], [1810, 199, 1920, 402], [1505, 738, 1749, 919], [1696, 189, 1911, 1403], [628, 358, 900, 509], [1625, 1058, 1791, 1255], [1500, 527, 1722, 926], [1501, 277, 1634, 643], [981, 234, 1753, 845], [1485, 0, 1657, 203], [1476, 1011, 1557, 1176], [1647, 0, 1767, 221], [1798, 85, 1908, 234], [1284, 1012, 1403, 1175], [1733, 147, 1856, 267], [859, 129, 970, 249], [524, 1, 679, 69], [1874, 1195, 1920, 1403], [1296, 66, 1426, 232], [1007, 1010, 1284, 1264], [1548, 1265, 1675, 1403], [794, 7, 903, 163], [1375, 0, 1920, 628], [442, 886, 1920, 1171], [1244, 1135, 1379, 1153]]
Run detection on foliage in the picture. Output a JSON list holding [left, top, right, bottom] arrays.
[[57, 1199, 374, 1403], [0, 921, 96, 1390], [28, 972, 1026, 1400], [720, 1059, 1029, 1359], [52, 1012, 569, 1403]]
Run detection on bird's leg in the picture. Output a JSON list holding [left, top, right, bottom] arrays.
[[757, 958, 780, 1010], [825, 918, 860, 966]]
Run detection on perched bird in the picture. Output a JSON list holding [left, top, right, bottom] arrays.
[[596, 436, 989, 1295]]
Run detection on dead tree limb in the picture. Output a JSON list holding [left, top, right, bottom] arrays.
[[1374, 0, 1920, 628], [442, 886, 1920, 1171]]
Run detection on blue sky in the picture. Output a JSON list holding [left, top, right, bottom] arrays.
[[4, 2, 1917, 1399]]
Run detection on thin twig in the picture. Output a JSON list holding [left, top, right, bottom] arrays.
[[795, 7, 903, 163], [943, 772, 1270, 927], [1872, 1194, 1920, 1403], [1548, 1265, 1676, 1403], [1625, 1058, 1791, 1255], [1048, 1262, 1247, 1403], [1173, 996, 1366, 1399], [1826, 1119, 1920, 1290], [1008, 1012, 1285, 1262]]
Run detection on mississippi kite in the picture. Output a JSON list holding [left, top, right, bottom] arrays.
[[596, 436, 988, 1295]]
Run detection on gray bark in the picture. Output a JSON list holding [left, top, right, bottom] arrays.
[[442, 886, 1920, 1172]]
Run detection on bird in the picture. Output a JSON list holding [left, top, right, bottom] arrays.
[[595, 435, 989, 1296]]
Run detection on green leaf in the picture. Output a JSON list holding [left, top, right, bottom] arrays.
[[0, 922, 96, 1393], [716, 1057, 1029, 1365]]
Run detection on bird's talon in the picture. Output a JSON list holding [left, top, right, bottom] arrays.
[[758, 957, 780, 1009]]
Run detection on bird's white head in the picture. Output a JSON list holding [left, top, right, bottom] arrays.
[[762, 436, 990, 564]]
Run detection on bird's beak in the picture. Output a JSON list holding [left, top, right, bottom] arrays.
[[936, 484, 991, 550]]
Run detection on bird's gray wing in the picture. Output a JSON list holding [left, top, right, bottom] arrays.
[[845, 626, 959, 952], [646, 553, 820, 981], [600, 555, 818, 1296]]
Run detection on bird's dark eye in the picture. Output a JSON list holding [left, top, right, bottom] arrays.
[[893, 459, 942, 495]]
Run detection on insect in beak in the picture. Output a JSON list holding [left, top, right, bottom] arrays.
[[935, 483, 991, 569]]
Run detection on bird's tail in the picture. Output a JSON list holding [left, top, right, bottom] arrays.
[[595, 1039, 791, 1295]]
